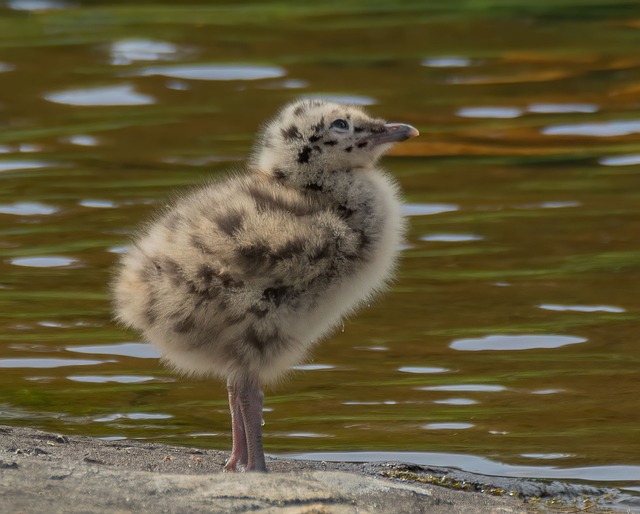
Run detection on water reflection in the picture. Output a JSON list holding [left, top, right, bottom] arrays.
[[95, 413, 172, 422], [531, 389, 564, 395], [0, 202, 57, 216], [10, 256, 77, 267], [278, 432, 333, 438], [8, 0, 70, 11], [0, 160, 50, 172], [38, 321, 66, 328], [44, 84, 155, 106], [79, 200, 117, 209], [109, 39, 184, 65], [260, 79, 308, 90], [419, 385, 507, 393], [450, 334, 586, 352], [514, 201, 580, 209], [66, 343, 160, 359], [456, 106, 522, 118], [63, 135, 100, 146], [398, 366, 449, 374], [302, 94, 376, 105], [520, 453, 573, 460], [67, 375, 156, 384], [165, 80, 190, 91], [599, 154, 640, 166], [539, 304, 625, 313], [0, 358, 111, 368], [107, 246, 129, 254], [542, 120, 640, 137], [434, 398, 478, 406], [420, 234, 484, 242], [423, 423, 474, 430], [422, 56, 474, 68], [290, 364, 334, 371], [402, 203, 459, 216], [527, 103, 598, 114], [136, 64, 286, 81], [0, 144, 41, 154]]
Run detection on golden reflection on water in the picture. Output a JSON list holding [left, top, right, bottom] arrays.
[[0, 0, 639, 482]]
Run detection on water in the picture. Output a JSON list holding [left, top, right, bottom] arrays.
[[0, 0, 639, 488]]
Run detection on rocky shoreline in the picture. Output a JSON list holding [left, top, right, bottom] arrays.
[[0, 425, 634, 513]]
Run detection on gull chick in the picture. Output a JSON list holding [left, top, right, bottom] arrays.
[[112, 99, 419, 471]]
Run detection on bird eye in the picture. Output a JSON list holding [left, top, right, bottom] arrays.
[[330, 119, 349, 131]]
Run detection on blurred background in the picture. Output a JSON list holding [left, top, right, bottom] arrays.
[[0, 0, 639, 490]]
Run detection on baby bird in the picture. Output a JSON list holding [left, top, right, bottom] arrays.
[[112, 99, 418, 472]]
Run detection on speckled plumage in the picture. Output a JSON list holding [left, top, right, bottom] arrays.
[[112, 99, 418, 471]]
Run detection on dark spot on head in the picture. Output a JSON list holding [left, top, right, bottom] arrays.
[[344, 146, 353, 153], [354, 127, 364, 133], [215, 210, 244, 237], [357, 141, 368, 148], [298, 145, 312, 164], [313, 145, 322, 153], [273, 168, 287, 180], [281, 125, 302, 140], [312, 119, 325, 132], [293, 105, 305, 117], [324, 140, 338, 146], [308, 134, 321, 143]]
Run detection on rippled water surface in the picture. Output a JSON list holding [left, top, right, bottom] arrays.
[[1, 0, 639, 487]]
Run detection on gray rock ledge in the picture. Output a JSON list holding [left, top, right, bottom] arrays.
[[0, 425, 632, 513]]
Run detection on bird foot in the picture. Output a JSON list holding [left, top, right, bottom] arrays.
[[223, 461, 245, 473]]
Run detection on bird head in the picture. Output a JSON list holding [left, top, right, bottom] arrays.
[[252, 99, 419, 187]]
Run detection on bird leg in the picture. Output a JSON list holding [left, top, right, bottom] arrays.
[[224, 377, 266, 472], [224, 381, 248, 471]]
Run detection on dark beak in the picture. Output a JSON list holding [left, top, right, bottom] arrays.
[[368, 123, 419, 146]]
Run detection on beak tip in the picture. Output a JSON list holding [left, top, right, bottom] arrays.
[[382, 123, 420, 143]]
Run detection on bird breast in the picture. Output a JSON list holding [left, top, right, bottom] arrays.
[[112, 167, 404, 384]]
